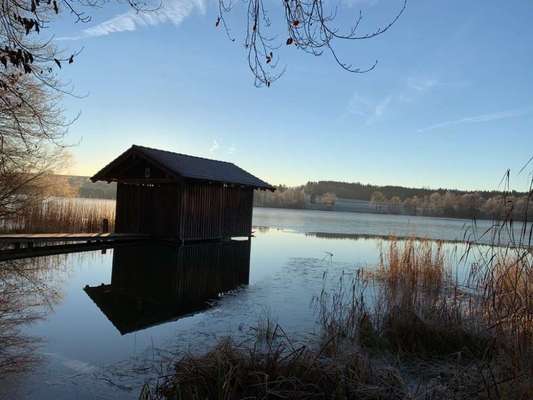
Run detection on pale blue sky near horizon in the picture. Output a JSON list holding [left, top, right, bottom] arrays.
[[53, 0, 533, 191]]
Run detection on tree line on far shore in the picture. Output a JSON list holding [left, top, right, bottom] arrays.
[[253, 185, 306, 209], [304, 180, 526, 202], [253, 182, 532, 221], [46, 177, 533, 221], [369, 191, 532, 220]]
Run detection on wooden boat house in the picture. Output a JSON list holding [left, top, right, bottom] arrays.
[[91, 145, 274, 241]]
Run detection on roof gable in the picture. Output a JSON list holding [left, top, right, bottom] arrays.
[[91, 145, 274, 190]]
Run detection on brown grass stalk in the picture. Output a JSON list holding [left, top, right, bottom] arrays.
[[0, 198, 115, 233]]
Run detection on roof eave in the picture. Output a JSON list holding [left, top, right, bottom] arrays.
[[91, 145, 183, 183]]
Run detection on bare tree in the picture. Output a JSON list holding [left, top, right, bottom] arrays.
[[1, 0, 407, 88], [370, 191, 385, 211], [0, 0, 78, 221], [0, 70, 69, 221], [218, 0, 407, 86], [321, 192, 337, 206]]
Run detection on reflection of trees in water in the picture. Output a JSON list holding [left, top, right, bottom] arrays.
[[0, 256, 64, 377], [253, 226, 271, 233]]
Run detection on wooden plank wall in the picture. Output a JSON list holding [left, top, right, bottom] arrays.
[[180, 183, 254, 240], [115, 183, 181, 236], [180, 183, 223, 240], [115, 183, 142, 233], [223, 186, 254, 237], [140, 184, 181, 236], [116, 181, 253, 240]]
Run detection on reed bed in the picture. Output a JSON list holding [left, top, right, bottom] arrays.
[[151, 237, 532, 400], [313, 237, 532, 398], [0, 197, 116, 233]]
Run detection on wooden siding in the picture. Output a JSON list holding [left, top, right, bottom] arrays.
[[180, 183, 253, 240], [115, 180, 254, 240], [115, 183, 141, 233], [223, 186, 254, 237], [180, 183, 223, 240], [115, 183, 180, 236]]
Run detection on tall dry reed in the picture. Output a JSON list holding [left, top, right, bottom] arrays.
[[0, 198, 115, 233], [314, 236, 532, 398]]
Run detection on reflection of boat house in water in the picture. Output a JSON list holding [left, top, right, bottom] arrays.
[[91, 145, 274, 240], [84, 240, 251, 335]]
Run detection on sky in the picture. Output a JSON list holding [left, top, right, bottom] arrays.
[[51, 0, 533, 191]]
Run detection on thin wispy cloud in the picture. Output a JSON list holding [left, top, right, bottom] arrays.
[[209, 139, 236, 156], [58, 0, 205, 40], [209, 139, 219, 153], [347, 75, 442, 123], [374, 95, 392, 118], [346, 75, 472, 124], [418, 106, 533, 133], [347, 93, 373, 117], [407, 76, 470, 93], [347, 93, 393, 125], [407, 77, 439, 92]]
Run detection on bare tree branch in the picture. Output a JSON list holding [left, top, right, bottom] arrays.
[[218, 0, 407, 86]]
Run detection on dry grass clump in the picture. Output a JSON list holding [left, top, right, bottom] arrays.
[[155, 333, 408, 400], [0, 197, 115, 233]]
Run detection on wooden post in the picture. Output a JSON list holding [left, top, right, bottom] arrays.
[[102, 218, 109, 233]]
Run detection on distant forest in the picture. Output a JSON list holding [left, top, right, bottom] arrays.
[[50, 175, 117, 199], [304, 181, 526, 202], [254, 181, 532, 221], [51, 176, 532, 221]]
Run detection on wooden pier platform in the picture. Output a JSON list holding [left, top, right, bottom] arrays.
[[0, 233, 150, 262]]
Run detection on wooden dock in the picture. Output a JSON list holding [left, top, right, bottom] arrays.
[[0, 233, 150, 262]]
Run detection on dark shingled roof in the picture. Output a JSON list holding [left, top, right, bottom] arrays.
[[91, 145, 274, 190]]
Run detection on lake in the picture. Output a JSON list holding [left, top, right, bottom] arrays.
[[0, 208, 521, 399]]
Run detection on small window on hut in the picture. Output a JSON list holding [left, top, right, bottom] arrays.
[[144, 167, 151, 178]]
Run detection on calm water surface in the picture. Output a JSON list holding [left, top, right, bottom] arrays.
[[0, 209, 513, 399], [253, 207, 529, 244]]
